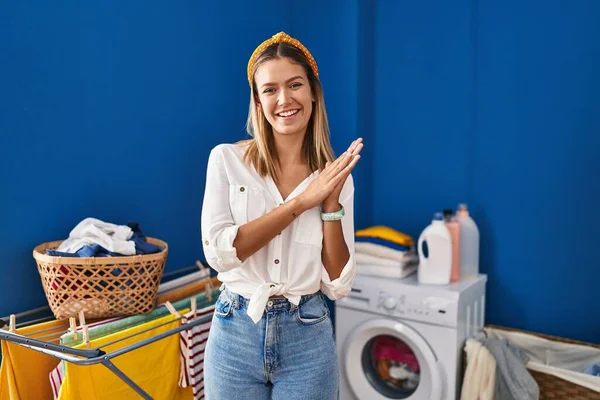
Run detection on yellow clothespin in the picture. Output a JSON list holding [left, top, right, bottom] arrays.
[[69, 317, 78, 340], [164, 301, 181, 318], [191, 297, 197, 320], [9, 314, 16, 333], [78, 311, 90, 349]]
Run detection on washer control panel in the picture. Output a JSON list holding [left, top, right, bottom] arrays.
[[376, 290, 457, 326]]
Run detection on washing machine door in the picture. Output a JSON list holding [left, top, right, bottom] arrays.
[[344, 319, 443, 400]]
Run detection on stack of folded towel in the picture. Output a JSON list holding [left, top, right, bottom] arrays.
[[355, 226, 419, 279]]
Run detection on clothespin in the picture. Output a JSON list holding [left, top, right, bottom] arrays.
[[79, 311, 90, 350], [9, 314, 16, 333], [69, 317, 78, 340], [164, 301, 181, 318], [196, 260, 209, 276], [82, 325, 90, 350], [78, 310, 86, 327], [205, 280, 213, 302], [191, 298, 197, 320]]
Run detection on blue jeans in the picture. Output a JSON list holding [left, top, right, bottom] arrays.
[[204, 287, 339, 399]]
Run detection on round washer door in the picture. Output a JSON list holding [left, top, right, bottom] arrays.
[[344, 319, 443, 400]]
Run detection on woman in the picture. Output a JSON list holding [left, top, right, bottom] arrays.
[[201, 31, 363, 399]]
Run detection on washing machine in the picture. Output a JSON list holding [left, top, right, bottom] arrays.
[[336, 273, 486, 400]]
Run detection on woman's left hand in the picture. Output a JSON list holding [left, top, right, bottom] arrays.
[[322, 138, 363, 212]]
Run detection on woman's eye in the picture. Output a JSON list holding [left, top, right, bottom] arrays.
[[263, 88, 275, 94], [290, 83, 303, 89]]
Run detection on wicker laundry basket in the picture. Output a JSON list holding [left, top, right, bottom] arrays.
[[33, 238, 168, 320], [464, 324, 600, 400]]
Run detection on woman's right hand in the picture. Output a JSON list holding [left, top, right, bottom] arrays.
[[298, 138, 363, 212]]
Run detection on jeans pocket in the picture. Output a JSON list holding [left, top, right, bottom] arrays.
[[295, 294, 329, 325], [214, 293, 233, 319]]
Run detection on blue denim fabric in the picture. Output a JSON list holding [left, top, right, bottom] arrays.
[[204, 287, 339, 400]]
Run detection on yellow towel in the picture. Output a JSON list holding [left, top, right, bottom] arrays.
[[1, 319, 68, 400], [58, 312, 192, 400], [355, 226, 415, 247]]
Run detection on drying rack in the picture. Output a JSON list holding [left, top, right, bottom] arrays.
[[0, 262, 219, 400]]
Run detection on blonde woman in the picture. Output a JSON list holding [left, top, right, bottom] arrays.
[[201, 32, 363, 400]]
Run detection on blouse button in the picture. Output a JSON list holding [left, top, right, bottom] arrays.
[[274, 259, 280, 264], [204, 240, 209, 245], [240, 187, 245, 192]]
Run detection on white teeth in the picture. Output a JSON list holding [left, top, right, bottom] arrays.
[[277, 109, 299, 117]]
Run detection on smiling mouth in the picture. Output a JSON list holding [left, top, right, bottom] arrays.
[[276, 109, 300, 118]]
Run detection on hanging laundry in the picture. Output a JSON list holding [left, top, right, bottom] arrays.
[[0, 319, 70, 400], [179, 305, 215, 400], [55, 312, 192, 400], [460, 338, 496, 400], [61, 286, 219, 347]]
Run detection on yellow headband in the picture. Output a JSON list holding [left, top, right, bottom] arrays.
[[247, 31, 319, 86]]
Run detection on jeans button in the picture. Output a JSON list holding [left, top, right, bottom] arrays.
[[267, 301, 274, 307]]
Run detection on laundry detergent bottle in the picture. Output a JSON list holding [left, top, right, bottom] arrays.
[[417, 212, 452, 285], [443, 209, 461, 283], [456, 203, 480, 277]]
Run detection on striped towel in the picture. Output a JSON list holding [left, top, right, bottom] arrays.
[[49, 361, 66, 399], [179, 305, 214, 400]]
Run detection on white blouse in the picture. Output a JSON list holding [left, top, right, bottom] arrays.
[[201, 143, 356, 323]]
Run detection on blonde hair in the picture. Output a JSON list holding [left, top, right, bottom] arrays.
[[241, 42, 335, 183]]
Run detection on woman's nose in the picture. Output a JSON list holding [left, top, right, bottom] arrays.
[[277, 88, 291, 105]]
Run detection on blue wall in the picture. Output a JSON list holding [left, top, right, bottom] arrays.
[[373, 0, 600, 343], [0, 1, 289, 315], [1, 1, 598, 342]]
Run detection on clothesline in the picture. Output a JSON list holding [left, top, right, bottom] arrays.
[[1, 264, 218, 399]]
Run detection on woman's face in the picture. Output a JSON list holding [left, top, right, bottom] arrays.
[[254, 57, 314, 138]]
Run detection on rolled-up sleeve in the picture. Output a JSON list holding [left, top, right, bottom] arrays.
[[201, 146, 243, 272], [321, 175, 356, 300]]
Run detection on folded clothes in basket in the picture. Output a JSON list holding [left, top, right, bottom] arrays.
[[585, 363, 600, 377], [46, 218, 162, 257]]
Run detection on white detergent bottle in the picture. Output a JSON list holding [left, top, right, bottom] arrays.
[[418, 212, 452, 285], [456, 203, 480, 277]]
